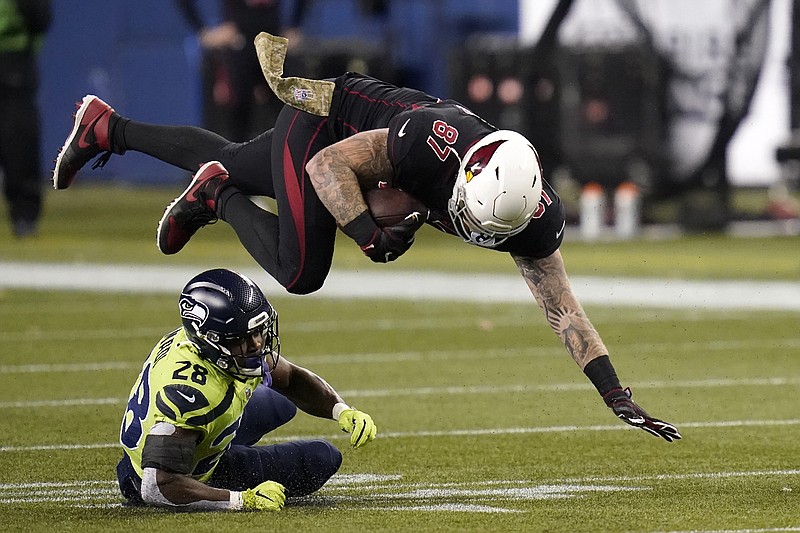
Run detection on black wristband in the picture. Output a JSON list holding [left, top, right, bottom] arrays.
[[341, 210, 380, 246], [583, 355, 622, 397]]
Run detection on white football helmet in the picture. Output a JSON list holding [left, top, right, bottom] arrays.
[[447, 130, 543, 247]]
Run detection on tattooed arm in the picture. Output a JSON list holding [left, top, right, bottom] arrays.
[[305, 129, 393, 226], [512, 249, 608, 370], [514, 249, 683, 441], [306, 128, 418, 263]]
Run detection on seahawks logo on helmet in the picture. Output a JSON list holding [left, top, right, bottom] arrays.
[[179, 296, 208, 329]]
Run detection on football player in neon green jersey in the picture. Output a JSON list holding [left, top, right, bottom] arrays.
[[116, 268, 377, 511]]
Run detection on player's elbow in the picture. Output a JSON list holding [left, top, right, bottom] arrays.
[[140, 467, 179, 507], [305, 151, 324, 180], [140, 486, 163, 507]]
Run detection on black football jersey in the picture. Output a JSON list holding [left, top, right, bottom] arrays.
[[328, 73, 439, 140], [330, 73, 566, 259]]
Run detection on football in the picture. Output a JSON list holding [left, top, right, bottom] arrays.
[[364, 187, 428, 228]]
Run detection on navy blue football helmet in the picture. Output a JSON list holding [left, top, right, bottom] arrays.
[[179, 269, 280, 380]]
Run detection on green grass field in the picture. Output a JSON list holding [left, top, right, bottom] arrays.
[[1, 185, 799, 532]]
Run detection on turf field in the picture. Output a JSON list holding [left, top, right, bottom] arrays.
[[0, 185, 799, 532]]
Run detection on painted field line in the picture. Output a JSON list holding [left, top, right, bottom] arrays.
[[2, 331, 799, 374], [350, 418, 800, 442], [0, 311, 725, 342], [3, 469, 799, 517], [0, 481, 116, 489], [1, 261, 798, 310], [5, 468, 798, 492], [326, 469, 800, 490], [2, 418, 799, 454], [652, 526, 800, 533], [2, 375, 800, 410], [3, 469, 798, 513]]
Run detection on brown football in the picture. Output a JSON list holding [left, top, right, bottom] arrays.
[[364, 187, 428, 228]]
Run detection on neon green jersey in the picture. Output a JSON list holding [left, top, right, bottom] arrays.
[[119, 327, 262, 482]]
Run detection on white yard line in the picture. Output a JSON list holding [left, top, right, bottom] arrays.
[[656, 528, 800, 533], [2, 418, 799, 453], [2, 468, 799, 519], [2, 375, 800, 409], [1, 261, 798, 309]]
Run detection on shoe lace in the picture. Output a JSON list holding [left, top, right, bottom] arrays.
[[91, 152, 113, 170], [186, 199, 219, 226]]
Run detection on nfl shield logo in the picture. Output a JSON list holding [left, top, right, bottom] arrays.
[[293, 87, 315, 101]]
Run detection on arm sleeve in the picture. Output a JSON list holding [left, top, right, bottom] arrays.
[[140, 467, 235, 510], [141, 433, 197, 474]]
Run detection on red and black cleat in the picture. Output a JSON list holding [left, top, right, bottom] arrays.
[[52, 95, 117, 190], [156, 161, 231, 255]]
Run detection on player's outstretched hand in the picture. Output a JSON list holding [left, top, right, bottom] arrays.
[[242, 480, 286, 511], [337, 407, 377, 448], [603, 387, 682, 442]]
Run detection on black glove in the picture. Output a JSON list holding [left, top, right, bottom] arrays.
[[603, 387, 682, 442], [342, 210, 422, 263]]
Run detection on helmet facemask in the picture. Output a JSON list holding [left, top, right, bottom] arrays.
[[447, 131, 543, 247], [447, 181, 532, 247], [198, 307, 281, 379]]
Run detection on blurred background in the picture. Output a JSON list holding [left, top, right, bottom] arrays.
[[26, 0, 800, 235]]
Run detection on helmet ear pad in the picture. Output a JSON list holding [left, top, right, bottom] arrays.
[[449, 130, 543, 245], [179, 269, 280, 379]]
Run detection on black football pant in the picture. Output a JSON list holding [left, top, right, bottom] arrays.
[[113, 105, 338, 294]]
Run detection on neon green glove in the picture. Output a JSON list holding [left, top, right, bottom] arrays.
[[241, 480, 286, 511], [337, 407, 377, 448]]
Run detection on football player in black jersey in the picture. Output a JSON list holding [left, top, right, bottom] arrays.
[[53, 48, 680, 443]]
